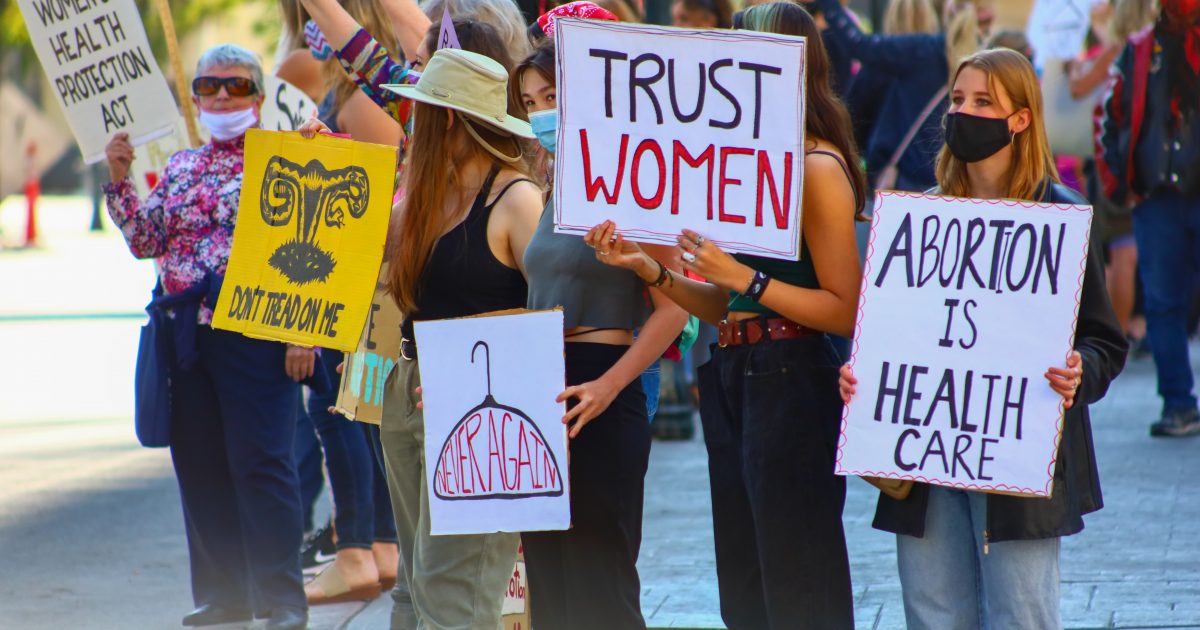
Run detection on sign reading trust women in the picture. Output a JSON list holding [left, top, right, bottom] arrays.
[[213, 129, 396, 351], [17, 0, 179, 163], [414, 310, 570, 535], [553, 19, 807, 260], [836, 192, 1092, 497]]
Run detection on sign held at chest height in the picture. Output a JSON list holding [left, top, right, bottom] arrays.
[[17, 0, 180, 163], [415, 309, 570, 535], [553, 19, 807, 260], [213, 129, 396, 351], [836, 192, 1092, 497]]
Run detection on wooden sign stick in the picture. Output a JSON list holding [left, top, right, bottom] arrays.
[[152, 0, 202, 148]]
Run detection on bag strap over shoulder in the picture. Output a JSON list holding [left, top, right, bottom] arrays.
[[884, 85, 949, 175]]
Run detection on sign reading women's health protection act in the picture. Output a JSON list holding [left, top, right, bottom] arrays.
[[213, 129, 396, 351], [414, 310, 570, 535], [17, 0, 180, 163], [553, 19, 806, 260], [837, 192, 1092, 497]]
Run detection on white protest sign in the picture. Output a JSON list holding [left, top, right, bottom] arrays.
[[129, 117, 189, 199], [1026, 0, 1102, 67], [836, 192, 1092, 497], [414, 309, 570, 535], [554, 19, 807, 260], [17, 0, 180, 164], [260, 76, 320, 133]]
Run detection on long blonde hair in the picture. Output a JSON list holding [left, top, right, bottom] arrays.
[[935, 48, 1059, 201], [943, 0, 984, 80], [322, 0, 402, 110], [884, 0, 940, 35]]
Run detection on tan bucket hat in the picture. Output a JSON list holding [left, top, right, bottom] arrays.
[[382, 48, 533, 139]]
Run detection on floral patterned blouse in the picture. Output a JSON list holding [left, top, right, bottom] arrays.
[[103, 136, 245, 324]]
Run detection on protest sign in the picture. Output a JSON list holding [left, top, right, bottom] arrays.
[[213, 129, 396, 351], [1027, 0, 1102, 67], [129, 117, 189, 200], [0, 82, 72, 199], [553, 19, 807, 260], [17, 0, 180, 163], [260, 76, 320, 133], [836, 192, 1092, 497], [502, 544, 530, 630], [414, 309, 569, 535], [335, 264, 402, 425]]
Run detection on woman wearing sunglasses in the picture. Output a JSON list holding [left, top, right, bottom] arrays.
[[103, 45, 309, 630]]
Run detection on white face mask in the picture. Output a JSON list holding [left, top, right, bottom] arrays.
[[199, 107, 258, 141]]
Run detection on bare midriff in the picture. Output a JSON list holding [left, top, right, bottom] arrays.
[[563, 325, 634, 345]]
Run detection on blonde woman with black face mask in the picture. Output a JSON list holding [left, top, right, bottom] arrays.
[[841, 49, 1128, 629]]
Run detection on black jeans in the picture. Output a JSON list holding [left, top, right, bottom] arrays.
[[523, 342, 651, 630], [698, 335, 853, 630]]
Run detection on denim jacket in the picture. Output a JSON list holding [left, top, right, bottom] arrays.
[[1097, 26, 1200, 204], [873, 183, 1129, 542]]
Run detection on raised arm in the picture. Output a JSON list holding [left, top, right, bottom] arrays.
[[381, 0, 432, 63], [814, 0, 946, 73], [102, 132, 169, 259]]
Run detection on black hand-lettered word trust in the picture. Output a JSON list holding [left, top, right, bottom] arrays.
[[260, 156, 370, 285]]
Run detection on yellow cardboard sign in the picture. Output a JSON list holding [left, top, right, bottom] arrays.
[[213, 129, 396, 351]]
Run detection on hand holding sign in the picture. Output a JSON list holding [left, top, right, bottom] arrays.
[[105, 132, 135, 181]]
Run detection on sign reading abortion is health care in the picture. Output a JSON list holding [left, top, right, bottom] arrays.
[[17, 0, 180, 163], [213, 129, 396, 351], [553, 19, 807, 260], [414, 310, 570, 536], [836, 193, 1092, 497]]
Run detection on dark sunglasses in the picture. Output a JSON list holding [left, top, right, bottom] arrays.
[[192, 76, 258, 97]]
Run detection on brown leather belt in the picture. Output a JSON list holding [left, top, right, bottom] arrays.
[[717, 316, 817, 347]]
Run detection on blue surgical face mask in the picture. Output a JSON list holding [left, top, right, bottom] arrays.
[[527, 108, 557, 155]]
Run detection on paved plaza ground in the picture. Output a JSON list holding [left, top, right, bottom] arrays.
[[1, 197, 1197, 629]]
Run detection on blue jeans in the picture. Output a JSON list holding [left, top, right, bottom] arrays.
[[641, 361, 661, 421], [1132, 191, 1200, 414], [293, 398, 325, 533], [896, 486, 1060, 629], [307, 349, 397, 549]]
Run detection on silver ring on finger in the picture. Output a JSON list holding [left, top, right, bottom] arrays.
[[682, 251, 697, 264], [695, 235, 705, 246], [600, 250, 610, 256]]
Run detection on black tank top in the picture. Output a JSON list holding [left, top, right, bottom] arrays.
[[402, 167, 531, 338]]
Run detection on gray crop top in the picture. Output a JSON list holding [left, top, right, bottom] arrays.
[[523, 201, 652, 330]]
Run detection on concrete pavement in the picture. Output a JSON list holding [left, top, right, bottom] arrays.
[[1, 196, 1198, 629]]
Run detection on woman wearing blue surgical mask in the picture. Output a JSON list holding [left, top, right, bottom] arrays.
[[510, 38, 689, 629]]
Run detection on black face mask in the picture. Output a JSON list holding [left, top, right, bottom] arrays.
[[944, 111, 1014, 163]]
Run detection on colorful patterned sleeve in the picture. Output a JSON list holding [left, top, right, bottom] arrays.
[[334, 28, 412, 119], [102, 173, 169, 259]]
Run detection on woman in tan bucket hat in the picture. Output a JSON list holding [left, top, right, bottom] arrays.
[[378, 47, 544, 629]]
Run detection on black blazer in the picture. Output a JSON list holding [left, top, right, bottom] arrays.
[[873, 182, 1129, 542]]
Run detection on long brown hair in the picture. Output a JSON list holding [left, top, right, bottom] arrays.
[[510, 41, 556, 120], [738, 2, 868, 218], [935, 48, 1059, 200], [388, 102, 531, 314]]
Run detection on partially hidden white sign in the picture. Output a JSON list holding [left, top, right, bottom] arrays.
[[553, 19, 807, 260], [17, 0, 180, 163], [414, 309, 569, 535], [837, 192, 1092, 497]]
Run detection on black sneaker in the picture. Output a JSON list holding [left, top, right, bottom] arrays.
[[300, 521, 336, 573], [1150, 407, 1200, 437]]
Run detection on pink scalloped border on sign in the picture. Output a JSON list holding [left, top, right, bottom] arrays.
[[835, 190, 1092, 497]]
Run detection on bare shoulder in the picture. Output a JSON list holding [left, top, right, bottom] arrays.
[[802, 143, 856, 220], [489, 170, 545, 224]]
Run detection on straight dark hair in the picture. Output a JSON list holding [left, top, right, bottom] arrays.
[[737, 2, 869, 219]]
